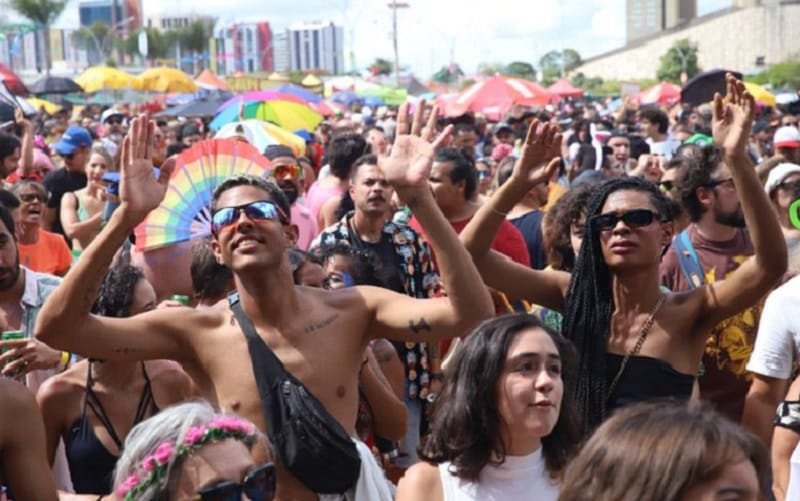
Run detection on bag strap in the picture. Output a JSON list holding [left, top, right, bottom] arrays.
[[228, 293, 287, 382], [673, 229, 705, 289]]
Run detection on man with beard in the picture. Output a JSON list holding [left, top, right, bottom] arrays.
[[0, 132, 21, 180], [263, 145, 317, 250], [311, 153, 444, 468], [0, 204, 69, 392], [660, 145, 763, 423], [44, 126, 92, 239], [762, 163, 800, 273]]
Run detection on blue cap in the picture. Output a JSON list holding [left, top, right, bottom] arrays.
[[54, 126, 92, 156]]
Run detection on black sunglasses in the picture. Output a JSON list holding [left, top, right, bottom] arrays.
[[777, 179, 800, 191], [592, 209, 660, 231], [706, 177, 734, 189], [18, 193, 45, 203], [211, 200, 288, 235], [194, 463, 276, 501]]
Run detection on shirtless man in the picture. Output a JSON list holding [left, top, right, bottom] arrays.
[[36, 105, 494, 500], [0, 378, 57, 500]]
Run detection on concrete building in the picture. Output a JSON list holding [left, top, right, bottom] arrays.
[[78, 0, 143, 30], [288, 21, 343, 75], [145, 13, 216, 32], [575, 2, 795, 81], [212, 20, 273, 75], [273, 31, 290, 73], [627, 0, 697, 42]]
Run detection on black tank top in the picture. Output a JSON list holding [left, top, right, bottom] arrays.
[[605, 353, 694, 412], [64, 363, 159, 494]]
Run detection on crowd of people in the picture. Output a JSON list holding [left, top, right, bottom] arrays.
[[0, 72, 798, 500]]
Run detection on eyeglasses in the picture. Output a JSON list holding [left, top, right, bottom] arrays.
[[785, 121, 799, 127], [270, 164, 301, 180], [18, 193, 45, 203], [211, 200, 288, 235], [657, 180, 675, 193], [777, 179, 800, 191], [106, 118, 122, 125], [194, 463, 276, 501], [477, 170, 492, 180], [592, 209, 660, 231], [706, 177, 734, 189]]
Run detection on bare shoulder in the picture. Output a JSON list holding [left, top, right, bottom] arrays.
[[396, 461, 444, 501], [36, 361, 87, 402], [145, 359, 195, 401]]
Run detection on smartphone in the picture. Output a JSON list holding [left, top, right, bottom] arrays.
[[1, 330, 24, 353]]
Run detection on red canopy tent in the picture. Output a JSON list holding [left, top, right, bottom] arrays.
[[446, 75, 555, 120], [548, 79, 584, 99], [194, 69, 230, 91], [638, 81, 681, 106], [0, 63, 28, 96]]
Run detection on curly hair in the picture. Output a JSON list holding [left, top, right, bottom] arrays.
[[542, 185, 594, 272], [421, 313, 581, 482], [92, 264, 145, 318], [562, 177, 671, 436], [313, 241, 384, 288], [675, 146, 723, 222]]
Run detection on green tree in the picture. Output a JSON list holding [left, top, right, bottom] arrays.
[[177, 20, 212, 72], [119, 28, 173, 65], [656, 38, 700, 83], [432, 64, 464, 85], [71, 21, 113, 66], [477, 62, 504, 77], [9, 0, 67, 75], [369, 58, 393, 76], [501, 61, 536, 80], [539, 49, 582, 85]]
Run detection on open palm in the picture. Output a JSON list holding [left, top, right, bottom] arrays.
[[513, 119, 562, 187], [119, 116, 175, 219], [712, 74, 754, 157], [378, 102, 452, 190]]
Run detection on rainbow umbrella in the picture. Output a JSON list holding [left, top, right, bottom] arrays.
[[133, 138, 272, 251], [214, 120, 306, 156], [275, 83, 323, 103], [210, 91, 322, 131]]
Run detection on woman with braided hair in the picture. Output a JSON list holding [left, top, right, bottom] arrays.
[[460, 74, 787, 436]]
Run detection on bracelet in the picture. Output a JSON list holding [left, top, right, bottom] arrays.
[[59, 351, 70, 371], [491, 207, 509, 217]]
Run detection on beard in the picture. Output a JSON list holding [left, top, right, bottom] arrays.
[[714, 205, 746, 228], [0, 258, 21, 291], [280, 183, 299, 205]]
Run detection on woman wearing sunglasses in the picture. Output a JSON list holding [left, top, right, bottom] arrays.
[[460, 75, 787, 436], [113, 401, 275, 501]]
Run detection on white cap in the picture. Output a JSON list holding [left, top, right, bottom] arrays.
[[774, 126, 800, 149], [101, 108, 124, 124], [765, 162, 800, 194]]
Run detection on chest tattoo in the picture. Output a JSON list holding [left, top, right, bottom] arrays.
[[303, 313, 340, 334]]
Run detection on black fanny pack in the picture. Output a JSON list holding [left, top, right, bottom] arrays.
[[229, 294, 361, 494]]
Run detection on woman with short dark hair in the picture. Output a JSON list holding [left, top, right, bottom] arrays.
[[396, 314, 580, 500]]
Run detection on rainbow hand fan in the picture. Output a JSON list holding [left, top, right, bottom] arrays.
[[134, 138, 272, 251]]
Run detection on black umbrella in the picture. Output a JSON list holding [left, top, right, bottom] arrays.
[[681, 69, 743, 106], [0, 101, 14, 125], [156, 94, 232, 118], [29, 76, 83, 95]]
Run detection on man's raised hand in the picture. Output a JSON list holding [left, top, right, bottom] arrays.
[[118, 115, 176, 222], [379, 101, 452, 193], [512, 119, 562, 187], [712, 73, 755, 159]]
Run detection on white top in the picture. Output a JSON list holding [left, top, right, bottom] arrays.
[[646, 137, 681, 159], [746, 275, 800, 379], [438, 449, 559, 501]]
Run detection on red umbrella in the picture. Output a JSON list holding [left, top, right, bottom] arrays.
[[638, 81, 681, 106], [0, 63, 28, 96], [446, 75, 555, 120], [548, 79, 584, 99]]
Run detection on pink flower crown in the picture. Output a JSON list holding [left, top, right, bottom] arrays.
[[117, 417, 257, 500]]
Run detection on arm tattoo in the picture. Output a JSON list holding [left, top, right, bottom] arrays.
[[113, 347, 141, 354], [408, 317, 431, 334], [303, 313, 339, 334]]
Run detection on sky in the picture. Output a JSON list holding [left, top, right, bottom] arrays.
[[41, 0, 733, 77]]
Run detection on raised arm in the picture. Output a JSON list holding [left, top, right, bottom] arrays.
[[694, 74, 787, 332], [60, 191, 103, 241], [35, 116, 188, 362], [459, 120, 570, 311], [367, 102, 493, 342]]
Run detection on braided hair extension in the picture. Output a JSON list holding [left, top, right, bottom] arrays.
[[92, 264, 145, 318], [562, 177, 671, 436]]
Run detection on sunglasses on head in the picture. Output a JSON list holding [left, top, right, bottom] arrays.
[[211, 200, 288, 235], [270, 164, 301, 180], [194, 462, 276, 501], [592, 209, 661, 231]]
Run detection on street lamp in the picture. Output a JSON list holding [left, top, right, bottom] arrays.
[[387, 1, 408, 87]]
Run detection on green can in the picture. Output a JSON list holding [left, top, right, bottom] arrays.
[[1, 330, 24, 353], [170, 294, 190, 306]]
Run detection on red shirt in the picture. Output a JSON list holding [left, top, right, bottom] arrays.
[[409, 215, 531, 271]]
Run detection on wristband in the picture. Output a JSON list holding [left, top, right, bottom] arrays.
[[491, 207, 509, 217], [59, 351, 70, 371]]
